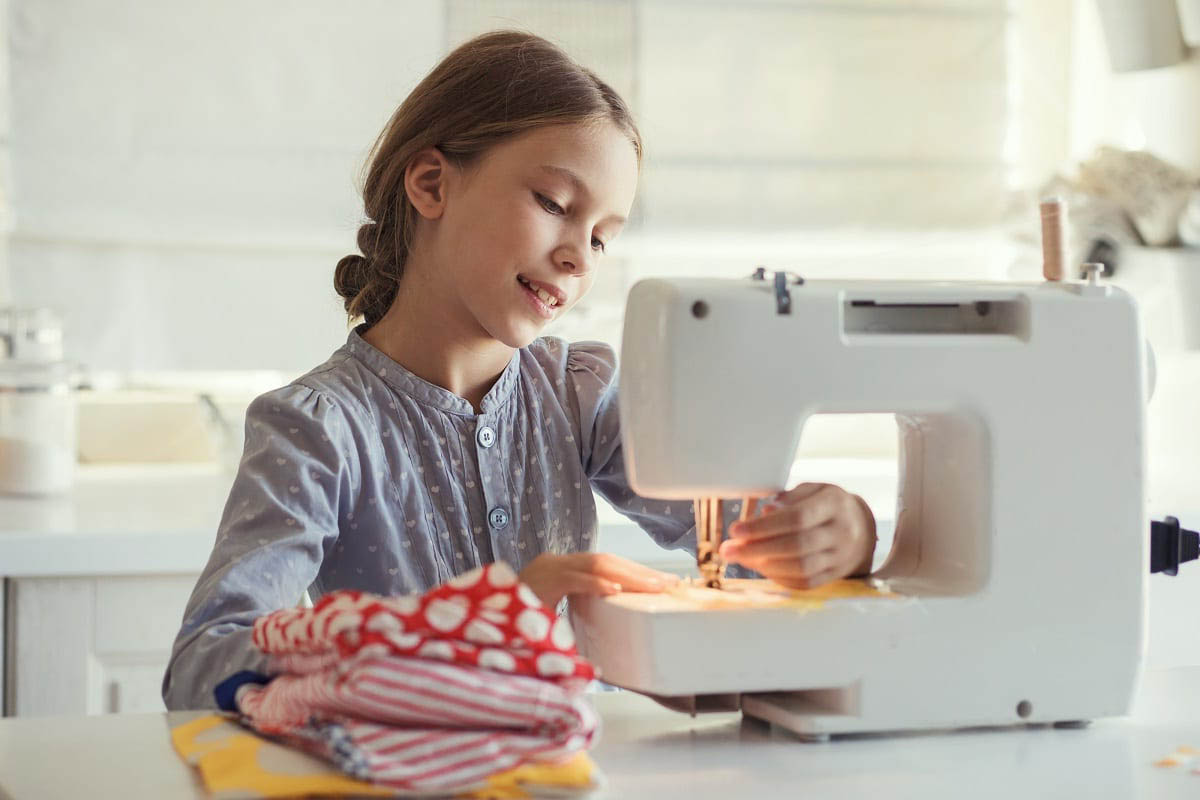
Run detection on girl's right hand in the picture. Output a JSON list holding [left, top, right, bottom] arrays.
[[517, 552, 680, 608]]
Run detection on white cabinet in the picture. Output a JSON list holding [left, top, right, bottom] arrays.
[[0, 465, 232, 717], [4, 574, 199, 716]]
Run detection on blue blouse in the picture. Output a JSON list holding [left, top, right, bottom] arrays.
[[163, 327, 748, 710]]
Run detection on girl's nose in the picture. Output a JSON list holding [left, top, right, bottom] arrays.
[[553, 241, 593, 276]]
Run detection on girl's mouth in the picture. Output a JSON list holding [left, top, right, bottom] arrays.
[[516, 276, 561, 319]]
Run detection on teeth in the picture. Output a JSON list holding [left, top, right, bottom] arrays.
[[520, 277, 558, 307]]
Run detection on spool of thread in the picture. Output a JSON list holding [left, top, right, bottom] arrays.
[[1040, 197, 1067, 282]]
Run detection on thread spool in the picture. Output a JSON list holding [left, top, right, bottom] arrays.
[[1040, 198, 1067, 282]]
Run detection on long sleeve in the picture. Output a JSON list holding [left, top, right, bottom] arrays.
[[162, 384, 358, 710], [567, 342, 698, 551], [567, 341, 758, 577]]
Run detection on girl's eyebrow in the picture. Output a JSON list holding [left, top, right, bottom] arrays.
[[537, 164, 627, 225]]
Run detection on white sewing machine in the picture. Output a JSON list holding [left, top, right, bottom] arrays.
[[571, 268, 1151, 739]]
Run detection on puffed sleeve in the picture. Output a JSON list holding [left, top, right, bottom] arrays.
[[567, 342, 759, 579], [567, 341, 698, 551], [161, 383, 358, 710]]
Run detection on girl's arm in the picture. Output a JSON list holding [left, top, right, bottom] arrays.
[[161, 384, 356, 710], [568, 342, 745, 554]]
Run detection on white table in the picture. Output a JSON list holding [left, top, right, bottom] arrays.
[[0, 669, 1197, 799]]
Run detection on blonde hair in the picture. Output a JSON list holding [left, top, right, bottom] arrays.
[[334, 30, 642, 326]]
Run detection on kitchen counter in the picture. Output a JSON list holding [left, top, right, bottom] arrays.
[[0, 464, 233, 577], [0, 668, 1197, 799]]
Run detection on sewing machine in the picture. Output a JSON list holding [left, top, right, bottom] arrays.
[[571, 268, 1151, 739]]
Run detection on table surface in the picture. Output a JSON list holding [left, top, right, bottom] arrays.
[[1, 668, 1197, 800]]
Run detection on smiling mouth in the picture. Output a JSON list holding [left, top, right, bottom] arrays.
[[517, 276, 561, 308]]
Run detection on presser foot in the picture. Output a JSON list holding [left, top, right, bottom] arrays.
[[694, 497, 728, 590], [698, 563, 725, 590]]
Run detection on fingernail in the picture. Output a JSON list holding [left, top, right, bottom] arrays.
[[611, 582, 622, 593]]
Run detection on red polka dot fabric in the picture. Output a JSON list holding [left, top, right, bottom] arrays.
[[252, 562, 595, 684], [236, 563, 600, 793]]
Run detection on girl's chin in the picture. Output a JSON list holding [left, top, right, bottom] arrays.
[[489, 319, 546, 349]]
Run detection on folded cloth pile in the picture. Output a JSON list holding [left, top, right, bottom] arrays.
[[223, 562, 600, 797], [170, 713, 599, 799]]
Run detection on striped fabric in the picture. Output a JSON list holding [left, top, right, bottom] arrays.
[[238, 656, 596, 792], [234, 563, 600, 795]]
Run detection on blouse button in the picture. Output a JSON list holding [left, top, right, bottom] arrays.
[[477, 425, 497, 448], [488, 506, 510, 530]]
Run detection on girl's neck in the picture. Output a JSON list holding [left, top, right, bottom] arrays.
[[362, 262, 515, 414]]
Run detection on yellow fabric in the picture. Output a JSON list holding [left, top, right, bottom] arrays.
[[663, 577, 897, 610], [461, 754, 597, 799], [170, 714, 598, 799], [171, 714, 394, 798]]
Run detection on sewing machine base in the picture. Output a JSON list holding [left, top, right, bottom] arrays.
[[571, 584, 1141, 739], [637, 688, 1097, 741]]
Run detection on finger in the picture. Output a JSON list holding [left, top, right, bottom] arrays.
[[730, 487, 843, 539], [755, 550, 839, 584], [591, 552, 680, 584], [558, 571, 624, 600], [729, 484, 844, 542], [570, 552, 679, 591], [720, 523, 838, 562], [774, 482, 828, 504], [773, 567, 841, 591]]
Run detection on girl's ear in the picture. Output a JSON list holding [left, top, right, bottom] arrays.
[[404, 148, 452, 220]]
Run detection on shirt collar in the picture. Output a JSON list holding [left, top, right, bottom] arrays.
[[345, 325, 521, 416]]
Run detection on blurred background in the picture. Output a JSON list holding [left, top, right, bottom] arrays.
[[3, 0, 1200, 716], [2, 0, 1197, 373], [4, 0, 1198, 511]]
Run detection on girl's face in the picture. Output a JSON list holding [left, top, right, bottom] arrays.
[[434, 121, 639, 349]]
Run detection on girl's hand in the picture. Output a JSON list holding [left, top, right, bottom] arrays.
[[719, 483, 876, 590], [518, 552, 680, 608]]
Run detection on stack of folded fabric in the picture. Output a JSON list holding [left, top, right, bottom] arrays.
[[218, 562, 601, 797]]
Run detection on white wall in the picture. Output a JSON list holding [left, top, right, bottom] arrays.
[[3, 0, 1036, 373], [0, 0, 10, 297], [6, 0, 446, 372], [1069, 0, 1200, 173]]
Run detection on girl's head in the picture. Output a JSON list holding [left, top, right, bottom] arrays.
[[335, 30, 642, 347]]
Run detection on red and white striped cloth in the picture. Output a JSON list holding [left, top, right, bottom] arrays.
[[234, 563, 600, 795]]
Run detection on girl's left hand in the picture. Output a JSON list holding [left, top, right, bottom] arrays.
[[718, 483, 876, 590]]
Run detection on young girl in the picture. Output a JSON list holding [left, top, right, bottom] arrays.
[[163, 30, 876, 711]]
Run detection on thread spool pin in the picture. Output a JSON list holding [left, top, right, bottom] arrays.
[[1082, 262, 1106, 285]]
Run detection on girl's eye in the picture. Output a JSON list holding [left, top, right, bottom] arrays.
[[535, 193, 564, 215], [535, 191, 606, 253]]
